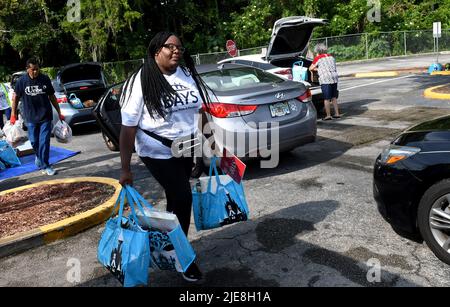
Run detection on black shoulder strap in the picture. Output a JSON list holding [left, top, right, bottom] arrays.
[[140, 128, 173, 148]]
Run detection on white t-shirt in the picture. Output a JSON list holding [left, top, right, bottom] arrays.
[[121, 67, 202, 159]]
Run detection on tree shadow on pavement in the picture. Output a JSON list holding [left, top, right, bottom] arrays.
[[79, 200, 419, 287]]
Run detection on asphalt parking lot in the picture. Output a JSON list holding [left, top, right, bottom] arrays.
[[1, 72, 450, 287]]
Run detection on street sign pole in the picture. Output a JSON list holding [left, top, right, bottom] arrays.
[[433, 22, 441, 63]]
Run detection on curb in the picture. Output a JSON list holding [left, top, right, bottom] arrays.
[[431, 71, 450, 76], [354, 71, 399, 78], [0, 177, 121, 258], [424, 84, 450, 100], [341, 67, 427, 79]]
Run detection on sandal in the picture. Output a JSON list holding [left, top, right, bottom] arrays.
[[322, 117, 332, 121], [332, 115, 341, 119]]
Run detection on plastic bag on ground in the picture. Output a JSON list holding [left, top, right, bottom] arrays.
[[52, 120, 72, 143]]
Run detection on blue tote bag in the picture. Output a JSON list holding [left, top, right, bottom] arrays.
[[292, 61, 308, 81], [125, 185, 196, 273], [192, 156, 249, 231], [97, 188, 150, 287]]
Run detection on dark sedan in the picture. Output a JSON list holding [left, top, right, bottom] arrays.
[[373, 115, 450, 265]]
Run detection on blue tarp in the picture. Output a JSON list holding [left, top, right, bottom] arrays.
[[0, 146, 80, 180]]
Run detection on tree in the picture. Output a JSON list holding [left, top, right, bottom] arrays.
[[61, 0, 141, 62]]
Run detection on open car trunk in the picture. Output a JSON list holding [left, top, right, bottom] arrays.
[[58, 62, 107, 108], [269, 57, 319, 87]]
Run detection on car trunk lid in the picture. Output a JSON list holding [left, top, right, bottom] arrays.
[[265, 16, 328, 61]]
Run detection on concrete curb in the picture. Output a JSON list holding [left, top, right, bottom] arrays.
[[431, 71, 450, 76], [354, 71, 399, 78], [0, 177, 121, 258], [424, 84, 450, 100], [340, 67, 427, 79]]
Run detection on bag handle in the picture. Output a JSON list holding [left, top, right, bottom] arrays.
[[207, 156, 223, 193], [124, 185, 155, 228], [114, 188, 126, 227]]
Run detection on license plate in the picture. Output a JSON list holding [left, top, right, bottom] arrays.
[[269, 102, 290, 117]]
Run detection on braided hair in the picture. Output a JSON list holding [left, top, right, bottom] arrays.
[[121, 31, 211, 120]]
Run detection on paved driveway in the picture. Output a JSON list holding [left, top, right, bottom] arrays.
[[1, 73, 449, 287]]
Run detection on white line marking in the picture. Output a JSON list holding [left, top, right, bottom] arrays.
[[340, 75, 413, 92]]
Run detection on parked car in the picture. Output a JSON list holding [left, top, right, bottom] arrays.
[[218, 16, 328, 113], [373, 115, 450, 265], [94, 63, 317, 171], [55, 62, 108, 126], [197, 63, 317, 163]]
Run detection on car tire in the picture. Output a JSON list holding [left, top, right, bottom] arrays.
[[417, 179, 450, 265], [102, 132, 119, 152]]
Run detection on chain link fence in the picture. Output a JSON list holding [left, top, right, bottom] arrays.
[[309, 29, 450, 62], [102, 59, 144, 85], [84, 29, 450, 85], [193, 29, 450, 65]]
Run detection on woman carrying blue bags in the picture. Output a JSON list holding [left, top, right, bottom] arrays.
[[119, 31, 211, 282]]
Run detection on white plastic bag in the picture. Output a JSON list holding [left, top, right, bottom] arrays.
[[52, 120, 72, 143], [3, 119, 28, 147], [135, 207, 180, 232]]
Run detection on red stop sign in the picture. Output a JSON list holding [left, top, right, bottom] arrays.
[[226, 40, 238, 57]]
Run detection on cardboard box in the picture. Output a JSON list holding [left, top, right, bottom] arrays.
[[15, 140, 34, 157]]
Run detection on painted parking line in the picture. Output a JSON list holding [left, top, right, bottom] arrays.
[[339, 75, 413, 92]]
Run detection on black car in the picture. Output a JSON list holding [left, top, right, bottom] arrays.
[[373, 115, 450, 265]]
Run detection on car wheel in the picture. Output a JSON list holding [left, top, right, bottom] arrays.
[[102, 132, 119, 152], [417, 179, 450, 265]]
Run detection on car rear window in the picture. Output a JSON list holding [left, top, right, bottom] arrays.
[[200, 67, 283, 92]]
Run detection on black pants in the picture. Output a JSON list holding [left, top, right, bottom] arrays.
[[140, 156, 193, 236]]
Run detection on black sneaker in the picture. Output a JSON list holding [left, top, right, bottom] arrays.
[[182, 262, 202, 282]]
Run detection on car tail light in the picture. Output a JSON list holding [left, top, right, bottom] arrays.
[[297, 89, 312, 103], [80, 86, 89, 90], [203, 103, 258, 118], [380, 145, 421, 165], [57, 96, 68, 104], [274, 69, 293, 80]]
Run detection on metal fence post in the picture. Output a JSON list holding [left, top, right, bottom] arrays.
[[325, 37, 328, 49], [404, 31, 407, 55], [365, 33, 369, 59]]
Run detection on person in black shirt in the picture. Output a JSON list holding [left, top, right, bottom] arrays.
[[10, 58, 65, 175]]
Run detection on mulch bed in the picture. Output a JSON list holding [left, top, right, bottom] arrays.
[[0, 182, 116, 239]]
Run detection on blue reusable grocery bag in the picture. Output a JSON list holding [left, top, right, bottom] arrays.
[[0, 140, 21, 167], [68, 93, 84, 109], [292, 61, 308, 81], [125, 185, 196, 273], [97, 188, 150, 287], [192, 156, 249, 231]]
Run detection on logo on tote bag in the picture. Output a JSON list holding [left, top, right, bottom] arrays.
[[220, 192, 248, 226], [107, 240, 124, 284]]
